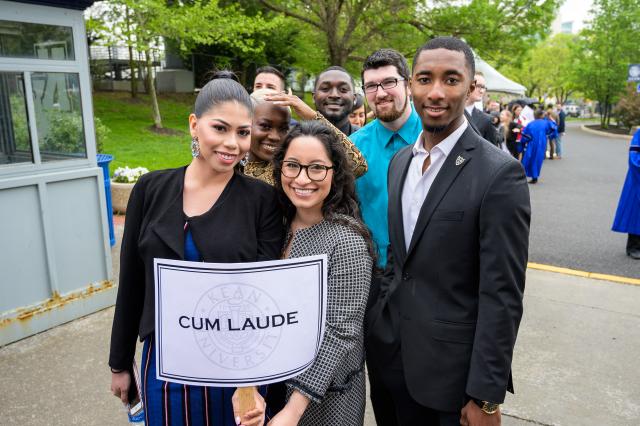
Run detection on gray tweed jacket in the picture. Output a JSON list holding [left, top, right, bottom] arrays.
[[285, 214, 373, 426]]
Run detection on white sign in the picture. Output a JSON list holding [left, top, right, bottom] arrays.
[[628, 64, 640, 82], [154, 255, 327, 387]]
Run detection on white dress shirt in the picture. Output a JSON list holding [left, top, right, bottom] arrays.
[[465, 104, 475, 115], [401, 119, 468, 251], [465, 103, 482, 115]]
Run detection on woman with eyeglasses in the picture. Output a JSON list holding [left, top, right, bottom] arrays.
[[267, 121, 374, 426]]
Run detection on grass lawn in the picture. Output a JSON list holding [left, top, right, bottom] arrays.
[[93, 90, 317, 175], [94, 91, 195, 174], [566, 116, 600, 122]]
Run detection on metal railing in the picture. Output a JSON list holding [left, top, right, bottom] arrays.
[[89, 45, 160, 63]]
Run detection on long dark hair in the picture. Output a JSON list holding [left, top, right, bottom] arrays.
[[272, 120, 377, 264]]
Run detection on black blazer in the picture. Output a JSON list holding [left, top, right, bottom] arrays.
[[367, 127, 530, 412], [109, 167, 283, 370], [471, 107, 500, 146]]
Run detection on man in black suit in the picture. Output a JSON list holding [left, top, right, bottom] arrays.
[[555, 103, 566, 159], [465, 72, 499, 147], [366, 37, 531, 426]]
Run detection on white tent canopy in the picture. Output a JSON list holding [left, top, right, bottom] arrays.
[[475, 56, 526, 96]]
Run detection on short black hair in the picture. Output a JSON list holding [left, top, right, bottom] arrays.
[[412, 36, 475, 78], [361, 48, 410, 83], [352, 93, 364, 111], [255, 65, 285, 86], [314, 66, 355, 91]]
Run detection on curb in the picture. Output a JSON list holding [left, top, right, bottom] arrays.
[[580, 124, 632, 140], [528, 262, 640, 286]]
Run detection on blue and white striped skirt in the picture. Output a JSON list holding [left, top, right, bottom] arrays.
[[140, 336, 269, 426]]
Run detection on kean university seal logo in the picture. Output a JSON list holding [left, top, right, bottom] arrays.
[[192, 283, 283, 371]]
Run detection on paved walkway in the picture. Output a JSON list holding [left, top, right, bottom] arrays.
[[4, 123, 640, 426], [1, 263, 638, 425], [527, 122, 638, 279]]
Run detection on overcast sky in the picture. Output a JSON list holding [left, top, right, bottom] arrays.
[[555, 0, 594, 33]]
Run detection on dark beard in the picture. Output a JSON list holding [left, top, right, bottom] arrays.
[[377, 96, 409, 123], [424, 125, 447, 133], [320, 105, 350, 124]]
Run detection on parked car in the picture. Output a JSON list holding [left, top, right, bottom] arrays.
[[563, 104, 582, 117]]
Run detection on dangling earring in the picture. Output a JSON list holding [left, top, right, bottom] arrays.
[[239, 152, 250, 167], [191, 137, 200, 158]]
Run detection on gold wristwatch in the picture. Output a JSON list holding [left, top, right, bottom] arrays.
[[473, 399, 500, 415]]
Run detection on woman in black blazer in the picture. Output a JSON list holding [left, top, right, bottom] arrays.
[[109, 72, 283, 426]]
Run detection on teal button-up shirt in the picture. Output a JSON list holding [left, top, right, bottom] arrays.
[[352, 107, 423, 267]]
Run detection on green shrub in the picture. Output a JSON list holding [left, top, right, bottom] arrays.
[[614, 85, 640, 129], [41, 109, 84, 154], [94, 116, 110, 153], [39, 109, 110, 154], [9, 95, 29, 150]]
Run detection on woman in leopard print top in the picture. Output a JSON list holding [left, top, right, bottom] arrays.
[[243, 90, 367, 186]]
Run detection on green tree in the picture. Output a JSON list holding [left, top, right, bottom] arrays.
[[184, 1, 298, 88], [500, 49, 544, 99], [411, 0, 560, 69], [119, 0, 165, 129], [258, 0, 422, 70], [501, 34, 579, 102], [259, 0, 560, 72], [614, 84, 640, 129], [535, 34, 579, 104], [573, 0, 640, 128], [90, 0, 276, 129]]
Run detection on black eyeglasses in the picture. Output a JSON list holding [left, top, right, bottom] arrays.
[[362, 78, 405, 93], [281, 161, 334, 181]]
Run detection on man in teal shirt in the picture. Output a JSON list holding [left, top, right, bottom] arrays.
[[351, 49, 422, 267]]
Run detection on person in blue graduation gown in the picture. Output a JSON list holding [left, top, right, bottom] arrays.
[[520, 109, 558, 183], [612, 128, 640, 259]]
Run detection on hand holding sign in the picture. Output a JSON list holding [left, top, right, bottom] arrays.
[[154, 255, 327, 388], [232, 387, 265, 426]]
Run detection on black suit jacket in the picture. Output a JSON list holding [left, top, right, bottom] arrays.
[[109, 167, 283, 370], [557, 110, 566, 133], [367, 126, 530, 412], [471, 107, 500, 146]]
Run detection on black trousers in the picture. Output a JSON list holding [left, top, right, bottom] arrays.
[[627, 234, 640, 253], [367, 355, 461, 426]]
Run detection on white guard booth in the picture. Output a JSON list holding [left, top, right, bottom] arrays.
[[0, 0, 114, 346]]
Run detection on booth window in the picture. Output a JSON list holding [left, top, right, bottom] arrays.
[[0, 20, 75, 60], [32, 72, 86, 162], [0, 72, 33, 165], [0, 19, 87, 166]]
